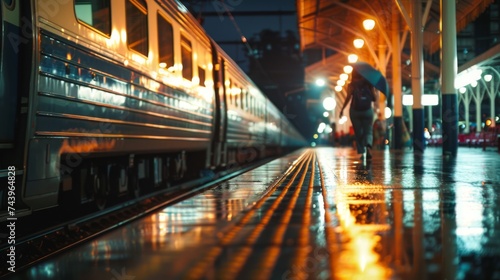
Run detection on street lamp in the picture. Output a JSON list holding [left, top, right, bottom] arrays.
[[363, 19, 375, 31], [323, 97, 336, 111], [353, 38, 365, 48], [343, 65, 353, 74], [348, 54, 358, 63]]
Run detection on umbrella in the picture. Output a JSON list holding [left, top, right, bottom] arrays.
[[352, 61, 390, 96]]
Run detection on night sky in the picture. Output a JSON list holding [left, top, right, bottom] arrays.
[[183, 0, 297, 71]]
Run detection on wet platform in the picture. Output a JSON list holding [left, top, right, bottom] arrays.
[[10, 146, 500, 280]]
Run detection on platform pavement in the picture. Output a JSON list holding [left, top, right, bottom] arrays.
[[8, 146, 500, 280]]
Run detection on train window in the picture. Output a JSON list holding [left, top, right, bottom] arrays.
[[181, 35, 193, 80], [198, 66, 205, 86], [75, 0, 111, 35], [245, 90, 249, 110], [240, 88, 244, 109], [126, 0, 148, 56], [157, 13, 174, 69], [234, 88, 239, 107]]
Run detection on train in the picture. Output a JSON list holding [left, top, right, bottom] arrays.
[[0, 0, 306, 216]]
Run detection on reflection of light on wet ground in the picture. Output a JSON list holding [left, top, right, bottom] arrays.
[[335, 184, 392, 279], [455, 183, 486, 253]]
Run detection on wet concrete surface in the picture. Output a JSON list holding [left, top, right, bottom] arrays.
[[8, 146, 500, 280]]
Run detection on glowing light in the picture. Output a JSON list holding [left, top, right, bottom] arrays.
[[340, 73, 349, 81], [231, 88, 241, 95], [335, 85, 343, 92], [313, 134, 319, 139], [323, 112, 329, 117], [402, 94, 439, 106], [317, 123, 326, 133], [384, 107, 392, 119], [192, 76, 200, 85], [159, 62, 167, 68], [348, 54, 359, 63], [337, 80, 346, 86], [459, 87, 467, 94], [484, 74, 493, 82], [344, 65, 353, 74], [204, 80, 214, 88], [316, 78, 326, 87], [323, 97, 336, 111], [455, 67, 482, 88], [363, 19, 375, 30], [353, 38, 365, 48], [131, 53, 146, 65], [121, 30, 127, 44], [339, 116, 348, 124]]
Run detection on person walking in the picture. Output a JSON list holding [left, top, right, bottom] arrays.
[[339, 70, 379, 159]]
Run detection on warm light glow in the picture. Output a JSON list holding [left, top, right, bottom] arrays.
[[159, 62, 167, 68], [344, 65, 353, 74], [340, 73, 349, 81], [231, 88, 241, 95], [323, 97, 336, 111], [348, 54, 359, 63], [353, 38, 365, 48], [313, 134, 319, 139], [385, 107, 392, 119], [316, 78, 326, 87], [402, 95, 413, 106], [363, 19, 375, 30], [455, 67, 482, 88], [337, 80, 346, 86], [402, 94, 439, 106], [317, 123, 326, 133], [339, 116, 348, 124], [484, 74, 493, 82], [131, 53, 146, 65], [204, 80, 214, 88], [192, 76, 200, 85], [335, 85, 343, 92]]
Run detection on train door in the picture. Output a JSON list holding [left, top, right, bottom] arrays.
[[210, 41, 228, 168], [1, 0, 31, 213], [0, 0, 20, 149]]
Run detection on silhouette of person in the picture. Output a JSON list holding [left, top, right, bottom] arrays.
[[339, 70, 379, 159]]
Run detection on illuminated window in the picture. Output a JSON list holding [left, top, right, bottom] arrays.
[[181, 35, 193, 80], [198, 66, 205, 86], [240, 88, 244, 109], [75, 0, 111, 35], [126, 0, 148, 56], [157, 13, 174, 69]]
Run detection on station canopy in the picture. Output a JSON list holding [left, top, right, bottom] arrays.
[[296, 0, 496, 103]]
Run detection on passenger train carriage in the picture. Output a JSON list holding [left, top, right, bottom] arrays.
[[0, 0, 306, 215]]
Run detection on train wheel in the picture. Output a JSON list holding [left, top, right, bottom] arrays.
[[93, 172, 107, 210]]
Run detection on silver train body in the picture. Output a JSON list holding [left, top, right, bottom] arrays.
[[0, 0, 306, 215]]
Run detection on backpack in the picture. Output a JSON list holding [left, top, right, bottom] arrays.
[[351, 83, 374, 111]]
